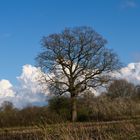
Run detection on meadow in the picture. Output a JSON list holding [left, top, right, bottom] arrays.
[[0, 118, 139, 140]]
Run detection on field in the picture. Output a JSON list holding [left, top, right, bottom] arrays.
[[0, 118, 139, 140]]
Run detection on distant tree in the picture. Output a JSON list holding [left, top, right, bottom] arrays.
[[0, 101, 14, 111], [134, 85, 140, 99], [106, 79, 135, 98], [36, 26, 121, 122]]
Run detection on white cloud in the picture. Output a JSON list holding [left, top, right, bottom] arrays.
[[121, 0, 137, 9], [0, 80, 15, 97], [17, 64, 43, 94], [0, 80, 16, 106], [1, 62, 140, 108], [112, 62, 140, 85], [0, 65, 48, 108]]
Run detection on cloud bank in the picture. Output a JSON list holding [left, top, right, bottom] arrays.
[[0, 65, 48, 108], [113, 62, 140, 85], [1, 62, 140, 108]]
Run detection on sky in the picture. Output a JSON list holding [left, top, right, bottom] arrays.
[[0, 0, 140, 107], [0, 0, 140, 83]]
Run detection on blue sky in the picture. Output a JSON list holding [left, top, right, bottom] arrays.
[[0, 0, 140, 84]]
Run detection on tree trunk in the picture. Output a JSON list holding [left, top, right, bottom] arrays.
[[71, 94, 77, 122]]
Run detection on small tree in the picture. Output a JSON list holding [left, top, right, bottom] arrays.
[[0, 101, 14, 111], [134, 85, 140, 99], [48, 96, 71, 120], [106, 79, 135, 98], [36, 26, 121, 122]]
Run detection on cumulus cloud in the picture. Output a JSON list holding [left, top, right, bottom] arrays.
[[1, 62, 140, 108], [0, 65, 48, 108], [0, 80, 16, 107], [112, 62, 140, 85], [0, 80, 15, 98], [17, 65, 44, 94]]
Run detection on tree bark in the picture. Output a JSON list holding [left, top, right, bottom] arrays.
[[71, 94, 77, 122]]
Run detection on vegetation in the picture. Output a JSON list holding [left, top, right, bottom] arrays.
[[0, 79, 139, 139], [0, 120, 139, 140], [0, 79, 140, 128], [0, 26, 139, 139]]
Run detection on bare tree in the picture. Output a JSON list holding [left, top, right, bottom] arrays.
[[134, 85, 140, 99], [0, 101, 14, 111], [36, 26, 121, 122], [106, 79, 135, 98]]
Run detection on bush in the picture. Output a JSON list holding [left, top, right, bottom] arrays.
[[48, 96, 71, 121]]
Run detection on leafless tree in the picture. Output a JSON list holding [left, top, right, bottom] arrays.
[[106, 79, 135, 98], [134, 85, 140, 99], [36, 26, 121, 122]]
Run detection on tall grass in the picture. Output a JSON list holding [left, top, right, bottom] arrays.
[[0, 119, 139, 140]]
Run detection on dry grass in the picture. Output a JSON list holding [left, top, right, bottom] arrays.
[[0, 119, 139, 140]]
